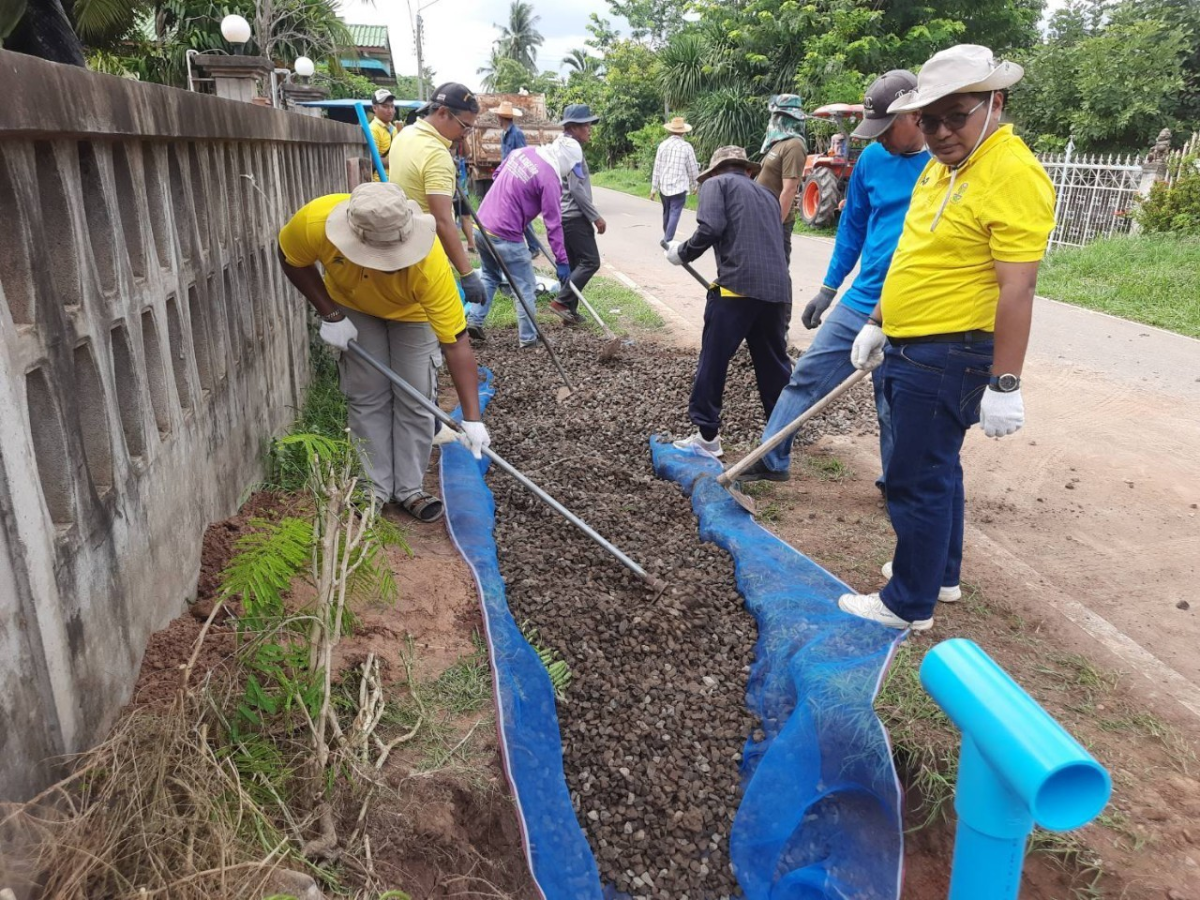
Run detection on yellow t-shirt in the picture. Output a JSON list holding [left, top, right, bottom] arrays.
[[880, 125, 1056, 339], [369, 117, 396, 182], [387, 118, 455, 213], [277, 194, 466, 343]]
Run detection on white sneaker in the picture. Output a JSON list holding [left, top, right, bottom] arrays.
[[882, 561, 962, 603], [672, 433, 724, 458], [838, 592, 933, 631]]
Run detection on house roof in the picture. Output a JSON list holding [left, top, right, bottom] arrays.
[[346, 23, 389, 49]]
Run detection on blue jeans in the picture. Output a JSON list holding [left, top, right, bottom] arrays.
[[761, 303, 891, 482], [879, 340, 993, 622], [661, 192, 686, 241], [468, 235, 539, 345]]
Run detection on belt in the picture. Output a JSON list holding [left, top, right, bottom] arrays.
[[888, 330, 993, 346]]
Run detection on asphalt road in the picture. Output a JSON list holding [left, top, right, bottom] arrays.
[[591, 185, 1200, 722]]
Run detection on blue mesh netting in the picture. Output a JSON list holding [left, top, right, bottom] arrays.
[[438, 369, 904, 899]]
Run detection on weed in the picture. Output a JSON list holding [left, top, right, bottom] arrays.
[[430, 636, 491, 715], [738, 480, 773, 499], [757, 502, 784, 524], [804, 455, 850, 482], [480, 275, 663, 334], [1028, 829, 1107, 898]]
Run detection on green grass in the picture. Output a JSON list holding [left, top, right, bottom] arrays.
[[592, 166, 838, 238], [1037, 234, 1200, 338], [481, 272, 664, 334]]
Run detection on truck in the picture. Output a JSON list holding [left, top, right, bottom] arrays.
[[463, 92, 560, 193]]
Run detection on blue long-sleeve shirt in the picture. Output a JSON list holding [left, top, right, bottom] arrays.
[[823, 141, 931, 315], [500, 123, 527, 160]]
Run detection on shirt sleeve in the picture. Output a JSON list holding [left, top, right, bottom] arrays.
[[541, 175, 569, 263], [568, 162, 602, 223], [410, 240, 468, 342], [513, 129, 527, 149], [277, 202, 321, 268], [423, 147, 457, 197], [781, 139, 807, 181], [681, 179, 725, 262], [686, 144, 699, 188], [981, 157, 1057, 263], [823, 154, 871, 289], [651, 143, 663, 192]]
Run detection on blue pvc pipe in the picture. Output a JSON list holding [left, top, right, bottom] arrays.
[[353, 101, 388, 183], [920, 639, 1111, 900]]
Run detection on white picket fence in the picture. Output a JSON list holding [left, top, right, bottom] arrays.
[[1037, 133, 1198, 251]]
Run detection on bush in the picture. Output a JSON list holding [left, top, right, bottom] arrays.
[[1136, 164, 1200, 235], [627, 122, 666, 173]]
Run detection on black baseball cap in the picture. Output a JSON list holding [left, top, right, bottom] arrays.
[[853, 69, 918, 139], [428, 82, 480, 114]]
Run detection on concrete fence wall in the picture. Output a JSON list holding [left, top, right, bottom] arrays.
[[0, 50, 365, 800]]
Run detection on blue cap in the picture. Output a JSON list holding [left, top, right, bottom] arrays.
[[561, 104, 600, 125]]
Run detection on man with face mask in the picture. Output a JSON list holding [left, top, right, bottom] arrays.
[[839, 45, 1056, 631], [735, 70, 928, 489], [755, 94, 808, 264]]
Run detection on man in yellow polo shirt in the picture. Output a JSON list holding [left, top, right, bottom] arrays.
[[368, 88, 398, 182], [387, 82, 486, 308], [278, 182, 489, 523], [840, 45, 1055, 630]]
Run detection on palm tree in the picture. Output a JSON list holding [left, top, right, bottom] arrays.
[[562, 47, 603, 78], [493, 0, 543, 72]]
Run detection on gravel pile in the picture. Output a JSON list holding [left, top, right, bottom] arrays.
[[471, 326, 877, 899]]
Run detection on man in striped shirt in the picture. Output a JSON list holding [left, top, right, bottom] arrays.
[[650, 116, 699, 242]]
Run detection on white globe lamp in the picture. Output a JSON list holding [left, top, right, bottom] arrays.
[[294, 56, 315, 79], [220, 14, 252, 53]]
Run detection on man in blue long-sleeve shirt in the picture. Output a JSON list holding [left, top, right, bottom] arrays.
[[736, 70, 929, 486]]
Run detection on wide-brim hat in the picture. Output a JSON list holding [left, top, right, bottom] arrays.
[[698, 145, 760, 183], [325, 182, 437, 270], [664, 116, 692, 134], [561, 103, 600, 125], [853, 69, 918, 139], [496, 101, 524, 118], [888, 44, 1024, 113]]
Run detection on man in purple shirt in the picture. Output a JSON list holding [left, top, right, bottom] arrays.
[[467, 141, 579, 346]]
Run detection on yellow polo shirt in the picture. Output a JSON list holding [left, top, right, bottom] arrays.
[[277, 194, 466, 343], [368, 117, 396, 182], [880, 125, 1055, 339], [387, 118, 455, 213]]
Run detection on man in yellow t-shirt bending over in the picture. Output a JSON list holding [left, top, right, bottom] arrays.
[[840, 45, 1056, 631], [278, 182, 489, 524]]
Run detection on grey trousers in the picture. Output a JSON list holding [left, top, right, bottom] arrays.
[[337, 308, 441, 504]]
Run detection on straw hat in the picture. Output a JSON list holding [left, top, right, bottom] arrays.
[[888, 45, 1024, 113], [325, 182, 436, 271], [664, 116, 692, 134], [496, 100, 524, 118], [697, 145, 760, 183]]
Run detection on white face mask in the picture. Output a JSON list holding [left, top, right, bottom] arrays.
[[930, 91, 995, 232]]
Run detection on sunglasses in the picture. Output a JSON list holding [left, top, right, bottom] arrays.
[[917, 99, 987, 135]]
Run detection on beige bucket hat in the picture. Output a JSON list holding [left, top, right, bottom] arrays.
[[325, 182, 437, 270], [888, 44, 1024, 113], [664, 116, 692, 134], [697, 145, 760, 183], [496, 100, 524, 118]]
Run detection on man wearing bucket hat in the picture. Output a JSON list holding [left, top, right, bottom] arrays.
[[466, 140, 581, 346], [664, 147, 792, 458], [551, 103, 606, 325], [277, 182, 490, 524], [650, 116, 699, 242], [369, 88, 398, 181], [735, 70, 929, 489], [388, 82, 486, 310], [839, 45, 1056, 631], [756, 94, 808, 263]]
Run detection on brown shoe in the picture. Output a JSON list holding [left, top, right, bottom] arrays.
[[549, 300, 585, 326]]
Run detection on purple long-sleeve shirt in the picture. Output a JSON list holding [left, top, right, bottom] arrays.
[[476, 147, 568, 264]]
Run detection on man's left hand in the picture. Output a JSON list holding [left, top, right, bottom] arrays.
[[664, 241, 684, 266], [595, 218, 607, 235], [980, 388, 1024, 438]]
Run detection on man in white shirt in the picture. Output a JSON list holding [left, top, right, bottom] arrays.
[[650, 116, 700, 242]]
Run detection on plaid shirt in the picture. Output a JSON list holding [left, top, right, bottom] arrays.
[[651, 135, 699, 197], [680, 172, 792, 305]]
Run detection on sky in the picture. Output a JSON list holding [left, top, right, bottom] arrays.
[[336, 0, 628, 87]]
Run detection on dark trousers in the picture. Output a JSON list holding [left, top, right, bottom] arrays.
[[689, 294, 792, 440], [556, 216, 601, 310], [781, 221, 794, 264], [879, 340, 993, 623], [661, 192, 687, 241]]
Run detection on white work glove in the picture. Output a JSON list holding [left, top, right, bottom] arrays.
[[664, 241, 684, 266], [850, 323, 886, 371], [980, 388, 1024, 438], [319, 316, 358, 351], [459, 420, 491, 460]]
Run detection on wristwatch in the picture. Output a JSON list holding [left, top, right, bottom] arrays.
[[320, 309, 346, 323], [988, 373, 1021, 392]]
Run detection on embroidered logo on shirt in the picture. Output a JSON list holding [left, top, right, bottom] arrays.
[[952, 182, 970, 203]]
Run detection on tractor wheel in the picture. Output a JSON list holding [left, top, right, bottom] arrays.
[[800, 168, 841, 228]]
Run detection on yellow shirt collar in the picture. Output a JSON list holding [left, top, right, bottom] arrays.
[[414, 117, 451, 149]]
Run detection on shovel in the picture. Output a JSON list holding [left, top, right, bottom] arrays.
[[530, 234, 624, 362], [455, 185, 574, 401], [348, 341, 665, 594], [661, 239, 717, 293], [717, 369, 869, 514]]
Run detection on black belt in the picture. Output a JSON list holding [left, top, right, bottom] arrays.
[[888, 330, 993, 346]]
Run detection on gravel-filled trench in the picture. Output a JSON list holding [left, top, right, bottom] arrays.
[[471, 325, 879, 899]]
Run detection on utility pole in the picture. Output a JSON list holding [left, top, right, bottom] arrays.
[[415, 12, 425, 100]]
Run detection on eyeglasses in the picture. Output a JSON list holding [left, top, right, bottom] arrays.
[[917, 99, 986, 135], [448, 110, 474, 133]]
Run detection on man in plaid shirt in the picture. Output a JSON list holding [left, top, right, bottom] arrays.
[[650, 116, 700, 241]]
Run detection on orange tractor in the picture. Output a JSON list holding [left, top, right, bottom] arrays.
[[798, 103, 865, 228]]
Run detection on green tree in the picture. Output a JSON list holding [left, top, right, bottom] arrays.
[[493, 0, 544, 71], [606, 0, 684, 48], [563, 47, 604, 79]]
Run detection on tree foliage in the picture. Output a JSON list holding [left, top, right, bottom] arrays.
[[493, 0, 544, 72]]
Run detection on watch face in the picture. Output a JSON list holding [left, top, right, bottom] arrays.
[[997, 374, 1020, 392]]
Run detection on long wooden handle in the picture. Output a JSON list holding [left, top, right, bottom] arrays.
[[717, 369, 869, 486]]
